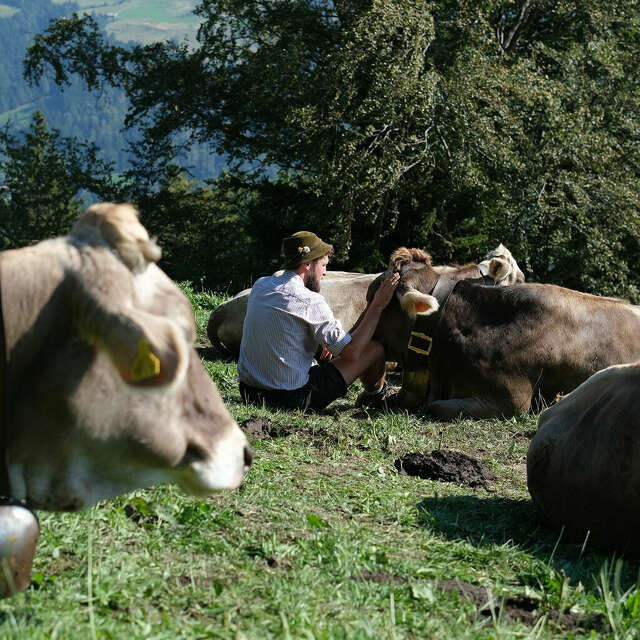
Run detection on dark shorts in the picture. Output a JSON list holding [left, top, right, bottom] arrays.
[[239, 363, 348, 413]]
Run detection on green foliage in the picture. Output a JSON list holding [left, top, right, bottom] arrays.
[[20, 0, 640, 298], [0, 111, 120, 248], [130, 168, 273, 289]]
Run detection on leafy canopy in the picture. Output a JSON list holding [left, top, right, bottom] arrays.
[[23, 1, 640, 297], [0, 111, 119, 249]]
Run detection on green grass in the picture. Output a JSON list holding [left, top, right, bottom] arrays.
[[1, 289, 639, 638], [6, 2, 201, 44]]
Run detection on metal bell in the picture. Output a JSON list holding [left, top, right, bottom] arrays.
[[0, 502, 40, 598]]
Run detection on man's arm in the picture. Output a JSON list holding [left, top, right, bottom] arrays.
[[339, 272, 399, 362]]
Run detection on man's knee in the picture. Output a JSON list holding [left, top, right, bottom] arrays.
[[366, 339, 384, 362], [332, 339, 385, 385]]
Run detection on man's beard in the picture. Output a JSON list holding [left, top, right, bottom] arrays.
[[306, 272, 321, 293]]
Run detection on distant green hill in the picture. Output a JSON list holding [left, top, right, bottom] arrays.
[[54, 0, 201, 44]]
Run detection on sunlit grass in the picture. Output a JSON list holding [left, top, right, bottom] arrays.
[[1, 289, 638, 638]]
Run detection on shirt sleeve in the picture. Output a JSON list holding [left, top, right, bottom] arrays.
[[306, 296, 352, 356]]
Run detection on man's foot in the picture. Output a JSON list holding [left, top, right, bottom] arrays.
[[355, 382, 401, 410]]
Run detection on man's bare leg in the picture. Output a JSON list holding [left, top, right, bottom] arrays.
[[330, 340, 386, 390]]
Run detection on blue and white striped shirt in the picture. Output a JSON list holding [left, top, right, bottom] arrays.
[[237, 271, 352, 390]]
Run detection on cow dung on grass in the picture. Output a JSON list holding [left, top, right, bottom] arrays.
[[527, 362, 640, 555], [395, 450, 495, 489]]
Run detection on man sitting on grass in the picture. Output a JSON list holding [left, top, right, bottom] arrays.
[[237, 231, 399, 412]]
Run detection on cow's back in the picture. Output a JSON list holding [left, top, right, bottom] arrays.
[[318, 272, 378, 332], [207, 291, 250, 356], [207, 271, 379, 356], [528, 362, 640, 553], [430, 281, 640, 409]]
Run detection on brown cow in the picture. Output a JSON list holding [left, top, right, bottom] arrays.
[[527, 362, 640, 554], [368, 248, 640, 418], [0, 202, 251, 512]]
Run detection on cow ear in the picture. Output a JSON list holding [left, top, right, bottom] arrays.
[[398, 289, 439, 319], [113, 310, 189, 388], [81, 306, 189, 389], [488, 257, 510, 282]]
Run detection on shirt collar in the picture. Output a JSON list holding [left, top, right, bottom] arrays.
[[282, 270, 305, 286]]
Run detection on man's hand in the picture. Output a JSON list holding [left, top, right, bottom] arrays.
[[372, 272, 400, 309], [315, 344, 333, 362]]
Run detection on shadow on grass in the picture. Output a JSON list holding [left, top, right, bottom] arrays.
[[416, 494, 640, 592], [197, 345, 234, 362]]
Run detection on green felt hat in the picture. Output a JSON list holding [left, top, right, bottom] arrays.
[[281, 231, 333, 270]]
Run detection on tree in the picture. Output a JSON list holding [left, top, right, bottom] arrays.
[[0, 111, 121, 248], [23, 1, 640, 297]]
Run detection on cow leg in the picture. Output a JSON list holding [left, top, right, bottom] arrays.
[[426, 397, 513, 420]]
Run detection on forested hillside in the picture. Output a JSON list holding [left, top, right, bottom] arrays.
[[0, 1, 134, 169], [2, 1, 639, 299], [0, 0, 220, 177]]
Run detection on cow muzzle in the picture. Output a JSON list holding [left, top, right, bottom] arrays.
[[176, 425, 252, 495]]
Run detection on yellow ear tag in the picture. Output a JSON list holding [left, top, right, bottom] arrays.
[[131, 339, 161, 381]]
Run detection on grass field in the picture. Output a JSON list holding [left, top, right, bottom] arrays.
[[0, 285, 638, 638], [51, 0, 201, 44]]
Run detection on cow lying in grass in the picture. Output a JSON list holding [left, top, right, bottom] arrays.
[[0, 203, 251, 595], [367, 247, 640, 418], [207, 244, 522, 358], [527, 361, 640, 555]]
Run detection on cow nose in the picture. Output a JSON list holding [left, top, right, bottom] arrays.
[[244, 445, 253, 471]]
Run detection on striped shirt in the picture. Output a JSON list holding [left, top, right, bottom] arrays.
[[237, 271, 352, 390]]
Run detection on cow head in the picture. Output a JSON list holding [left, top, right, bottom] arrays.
[[388, 247, 440, 320], [478, 244, 525, 286], [368, 244, 525, 364], [362, 249, 441, 364], [2, 203, 251, 511]]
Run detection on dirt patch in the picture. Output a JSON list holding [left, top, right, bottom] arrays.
[[240, 416, 303, 438], [437, 580, 606, 631], [241, 416, 279, 438], [240, 416, 338, 445], [438, 580, 537, 624], [352, 570, 407, 584], [395, 449, 496, 489], [123, 503, 159, 525]]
